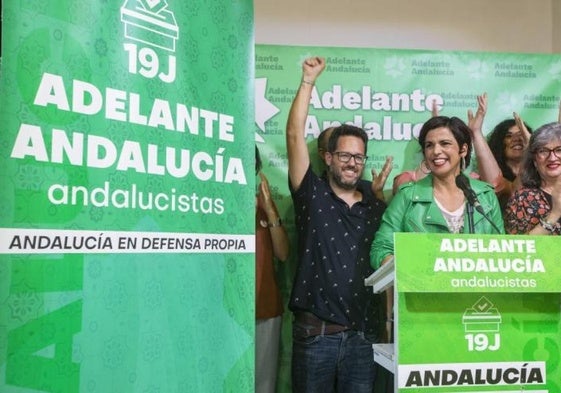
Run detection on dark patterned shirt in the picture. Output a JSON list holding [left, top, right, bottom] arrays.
[[289, 166, 386, 332]]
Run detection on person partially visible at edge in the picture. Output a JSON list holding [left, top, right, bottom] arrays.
[[255, 146, 289, 393], [286, 56, 385, 392], [504, 122, 561, 235], [371, 115, 505, 270], [317, 127, 394, 201], [488, 99, 561, 210]]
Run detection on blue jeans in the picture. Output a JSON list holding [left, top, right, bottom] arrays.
[[291, 326, 376, 393]]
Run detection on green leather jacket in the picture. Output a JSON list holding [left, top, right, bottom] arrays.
[[370, 174, 505, 269]]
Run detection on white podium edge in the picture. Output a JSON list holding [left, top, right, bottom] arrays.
[[365, 256, 396, 377]]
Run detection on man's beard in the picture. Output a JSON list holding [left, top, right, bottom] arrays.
[[328, 164, 362, 190]]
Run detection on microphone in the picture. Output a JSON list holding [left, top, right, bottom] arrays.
[[455, 173, 503, 234], [455, 174, 484, 214]]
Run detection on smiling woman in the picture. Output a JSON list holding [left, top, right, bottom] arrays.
[[486, 117, 533, 209], [504, 122, 561, 235], [371, 115, 505, 270]]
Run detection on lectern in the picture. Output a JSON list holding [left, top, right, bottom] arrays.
[[365, 233, 561, 393]]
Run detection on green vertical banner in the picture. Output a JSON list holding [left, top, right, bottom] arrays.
[[395, 233, 561, 393], [0, 1, 255, 392]]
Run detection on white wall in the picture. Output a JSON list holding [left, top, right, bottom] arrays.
[[255, 0, 561, 54], [554, 0, 561, 52]]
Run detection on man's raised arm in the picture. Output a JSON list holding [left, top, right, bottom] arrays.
[[286, 57, 326, 190]]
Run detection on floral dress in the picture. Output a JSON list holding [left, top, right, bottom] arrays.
[[504, 187, 561, 235]]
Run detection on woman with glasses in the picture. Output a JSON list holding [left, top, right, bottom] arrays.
[[371, 116, 504, 270], [504, 122, 561, 235]]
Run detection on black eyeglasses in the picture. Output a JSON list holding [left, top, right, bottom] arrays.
[[535, 146, 561, 160], [333, 152, 368, 165]]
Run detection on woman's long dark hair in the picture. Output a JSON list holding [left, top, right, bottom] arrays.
[[487, 119, 533, 181]]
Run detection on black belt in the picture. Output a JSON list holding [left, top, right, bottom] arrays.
[[294, 311, 349, 336]]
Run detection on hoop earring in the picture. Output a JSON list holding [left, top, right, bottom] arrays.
[[420, 159, 431, 174]]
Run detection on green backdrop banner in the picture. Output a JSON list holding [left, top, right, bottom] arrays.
[[255, 44, 561, 201], [0, 1, 254, 392]]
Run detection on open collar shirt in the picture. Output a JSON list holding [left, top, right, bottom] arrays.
[[289, 166, 386, 331]]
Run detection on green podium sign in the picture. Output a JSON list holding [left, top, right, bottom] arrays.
[[393, 233, 561, 392]]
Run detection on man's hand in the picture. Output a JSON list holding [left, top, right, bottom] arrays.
[[302, 57, 326, 85], [371, 156, 393, 201]]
